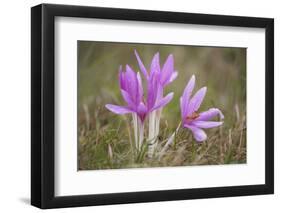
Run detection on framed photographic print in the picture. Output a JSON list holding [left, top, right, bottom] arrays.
[[31, 3, 274, 209]]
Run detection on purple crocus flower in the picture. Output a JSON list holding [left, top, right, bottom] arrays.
[[146, 68, 174, 113], [180, 75, 224, 142], [105, 65, 147, 122], [135, 50, 178, 87], [105, 64, 174, 122], [134, 50, 176, 157], [105, 63, 174, 152]]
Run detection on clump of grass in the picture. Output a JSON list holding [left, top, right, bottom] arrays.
[[78, 101, 246, 170]]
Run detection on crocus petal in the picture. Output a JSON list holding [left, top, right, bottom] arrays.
[[125, 65, 138, 101], [184, 124, 207, 142], [147, 71, 160, 109], [137, 102, 147, 122], [136, 72, 143, 103], [146, 79, 155, 109], [134, 50, 149, 80], [151, 92, 174, 111], [137, 102, 147, 113], [181, 75, 196, 118], [119, 67, 126, 90], [160, 54, 174, 86], [156, 83, 163, 101], [187, 87, 207, 116], [150, 52, 160, 77], [105, 104, 133, 114], [121, 89, 135, 109], [196, 108, 224, 121], [168, 71, 178, 83], [191, 121, 223, 129]]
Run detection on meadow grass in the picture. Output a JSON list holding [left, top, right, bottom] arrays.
[[78, 101, 246, 170]]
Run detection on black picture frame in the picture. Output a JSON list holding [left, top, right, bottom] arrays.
[[31, 3, 274, 209]]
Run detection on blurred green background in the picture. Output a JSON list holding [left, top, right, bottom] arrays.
[[78, 41, 246, 170]]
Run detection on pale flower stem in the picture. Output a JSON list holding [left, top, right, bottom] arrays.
[[148, 111, 155, 140], [153, 109, 161, 155], [148, 111, 156, 157], [155, 108, 162, 138], [148, 109, 162, 158], [132, 113, 138, 151], [138, 119, 144, 150]]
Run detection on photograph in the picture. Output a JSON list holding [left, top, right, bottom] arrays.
[[78, 41, 247, 170], [29, 2, 274, 209]]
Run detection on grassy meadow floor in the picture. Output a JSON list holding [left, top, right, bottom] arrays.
[[78, 102, 246, 170]]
